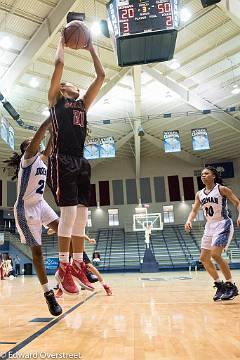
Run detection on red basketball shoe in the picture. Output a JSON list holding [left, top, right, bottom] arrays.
[[103, 284, 112, 296], [55, 262, 79, 295], [71, 260, 94, 291]]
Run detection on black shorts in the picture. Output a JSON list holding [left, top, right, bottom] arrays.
[[48, 154, 91, 207], [83, 251, 91, 264]]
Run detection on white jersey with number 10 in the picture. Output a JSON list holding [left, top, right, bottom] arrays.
[[198, 183, 229, 222]]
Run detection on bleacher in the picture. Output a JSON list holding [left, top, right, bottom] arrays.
[[4, 224, 240, 271], [4, 230, 33, 259], [96, 228, 125, 270], [150, 230, 173, 268], [124, 231, 142, 269], [160, 226, 190, 268], [227, 226, 240, 264], [41, 230, 97, 259]]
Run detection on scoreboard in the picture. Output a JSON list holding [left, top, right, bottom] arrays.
[[107, 0, 180, 66], [118, 0, 179, 36]]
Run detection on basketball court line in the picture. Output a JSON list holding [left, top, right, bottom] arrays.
[[0, 292, 97, 360]]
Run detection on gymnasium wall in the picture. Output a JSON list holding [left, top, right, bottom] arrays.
[[0, 156, 240, 230]]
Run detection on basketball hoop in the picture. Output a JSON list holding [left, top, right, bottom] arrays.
[[133, 213, 163, 232]]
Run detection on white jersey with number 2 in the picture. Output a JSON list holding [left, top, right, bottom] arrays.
[[14, 153, 58, 247], [16, 153, 47, 204]]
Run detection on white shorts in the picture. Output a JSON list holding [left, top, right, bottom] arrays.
[[14, 199, 58, 247], [201, 218, 234, 250]]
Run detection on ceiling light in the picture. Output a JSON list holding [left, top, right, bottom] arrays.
[[168, 59, 180, 70], [91, 21, 102, 36], [0, 36, 12, 49], [231, 87, 240, 95], [180, 8, 192, 22], [30, 78, 39, 88]]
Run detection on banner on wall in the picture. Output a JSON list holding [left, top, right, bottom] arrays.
[[45, 257, 59, 271], [84, 136, 116, 160], [1, 117, 8, 144], [192, 128, 210, 151], [8, 126, 14, 150], [84, 138, 100, 160], [163, 130, 181, 153], [99, 136, 116, 158], [205, 162, 234, 179]]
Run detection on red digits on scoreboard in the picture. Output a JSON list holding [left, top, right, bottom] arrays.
[[128, 8, 134, 18], [121, 9, 128, 19], [157, 4, 164, 13], [123, 22, 129, 33], [164, 3, 171, 12], [121, 8, 134, 19], [166, 15, 173, 26], [157, 2, 171, 13]]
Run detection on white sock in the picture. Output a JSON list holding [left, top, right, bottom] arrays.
[[42, 283, 51, 293], [73, 253, 83, 262], [214, 278, 221, 283], [226, 278, 233, 283], [59, 252, 69, 264], [100, 280, 106, 286]]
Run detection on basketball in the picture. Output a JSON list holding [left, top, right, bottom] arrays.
[[64, 20, 90, 50]]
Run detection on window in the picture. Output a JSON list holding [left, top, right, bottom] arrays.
[[163, 205, 174, 223], [108, 209, 119, 226], [87, 210, 92, 227]]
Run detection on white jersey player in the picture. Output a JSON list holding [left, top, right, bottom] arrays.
[[198, 183, 233, 250], [14, 152, 57, 247], [185, 166, 240, 302], [5, 118, 61, 316]]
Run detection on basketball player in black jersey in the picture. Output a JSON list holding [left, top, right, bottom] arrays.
[[47, 32, 105, 295]]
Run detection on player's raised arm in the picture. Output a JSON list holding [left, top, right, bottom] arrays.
[[83, 41, 105, 112], [25, 117, 52, 160], [48, 34, 65, 107], [41, 134, 53, 164]]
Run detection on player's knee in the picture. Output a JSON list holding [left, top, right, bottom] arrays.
[[31, 246, 43, 263], [211, 253, 222, 263], [31, 246, 42, 258], [71, 206, 88, 236], [199, 254, 208, 264], [58, 206, 77, 237]]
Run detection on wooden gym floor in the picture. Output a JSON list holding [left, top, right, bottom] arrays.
[[0, 270, 240, 360]]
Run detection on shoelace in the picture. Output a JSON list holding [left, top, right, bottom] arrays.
[[224, 283, 234, 292], [64, 265, 76, 285], [213, 282, 223, 289], [73, 262, 91, 284], [48, 295, 59, 306], [81, 264, 92, 284], [46, 291, 59, 305]]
